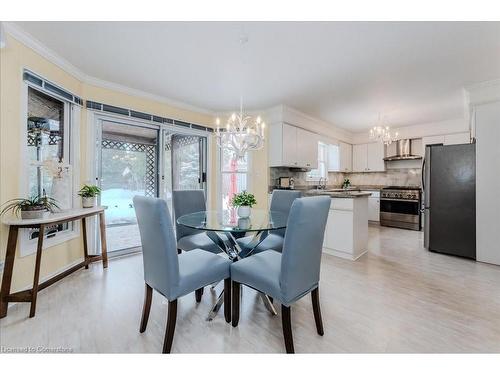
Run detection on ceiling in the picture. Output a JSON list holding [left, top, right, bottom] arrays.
[[13, 21, 500, 131]]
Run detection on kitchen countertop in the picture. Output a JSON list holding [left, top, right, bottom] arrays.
[[269, 185, 384, 193], [303, 190, 372, 198]]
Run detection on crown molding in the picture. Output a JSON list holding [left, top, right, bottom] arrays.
[[2, 22, 215, 116]]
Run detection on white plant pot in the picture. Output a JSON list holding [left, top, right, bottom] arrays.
[[21, 209, 49, 220], [237, 206, 251, 218], [82, 196, 97, 208]]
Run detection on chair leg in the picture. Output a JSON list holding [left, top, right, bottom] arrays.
[[311, 287, 324, 336], [223, 278, 231, 323], [231, 281, 240, 327], [281, 305, 295, 354], [162, 300, 178, 354], [195, 287, 204, 302], [268, 296, 273, 304], [139, 284, 153, 333]]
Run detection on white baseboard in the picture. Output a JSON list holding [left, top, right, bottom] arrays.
[[323, 247, 367, 261]]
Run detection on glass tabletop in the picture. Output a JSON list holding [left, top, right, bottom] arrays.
[[177, 209, 288, 233]]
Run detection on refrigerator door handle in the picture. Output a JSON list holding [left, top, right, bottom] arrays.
[[421, 157, 426, 192]]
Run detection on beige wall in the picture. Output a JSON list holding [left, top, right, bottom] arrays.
[[0, 34, 217, 292]]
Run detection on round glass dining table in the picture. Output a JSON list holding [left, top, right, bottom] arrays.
[[177, 209, 288, 260], [177, 209, 288, 320]]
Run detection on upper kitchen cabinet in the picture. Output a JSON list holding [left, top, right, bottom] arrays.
[[328, 141, 353, 172], [353, 142, 385, 172], [352, 144, 367, 172], [268, 123, 318, 169], [421, 132, 471, 154], [339, 142, 352, 172]]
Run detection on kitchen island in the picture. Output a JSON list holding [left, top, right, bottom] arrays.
[[305, 190, 370, 260]]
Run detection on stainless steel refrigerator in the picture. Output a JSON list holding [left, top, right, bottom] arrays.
[[422, 143, 476, 259]]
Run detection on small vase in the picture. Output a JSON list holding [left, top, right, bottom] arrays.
[[82, 196, 97, 208], [51, 176, 71, 211], [237, 206, 251, 218]]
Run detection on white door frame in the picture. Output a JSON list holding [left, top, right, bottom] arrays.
[[86, 110, 213, 255]]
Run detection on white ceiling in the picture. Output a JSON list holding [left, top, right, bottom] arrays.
[[13, 21, 500, 131]]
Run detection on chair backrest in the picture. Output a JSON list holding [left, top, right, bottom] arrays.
[[279, 196, 331, 303], [172, 190, 206, 239], [270, 190, 302, 237], [133, 196, 179, 299]]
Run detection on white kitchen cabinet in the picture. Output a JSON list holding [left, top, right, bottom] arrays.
[[352, 144, 368, 172], [339, 142, 352, 172], [322, 197, 369, 260], [367, 142, 385, 171], [268, 123, 318, 169], [421, 133, 471, 154], [281, 123, 297, 166], [444, 132, 470, 145], [297, 127, 318, 169], [364, 190, 380, 222], [353, 142, 385, 172]]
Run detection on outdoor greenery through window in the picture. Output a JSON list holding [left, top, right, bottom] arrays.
[[221, 148, 248, 210], [26, 87, 71, 240]]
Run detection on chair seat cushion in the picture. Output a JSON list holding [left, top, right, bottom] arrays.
[[230, 250, 282, 302], [173, 249, 231, 299], [237, 233, 284, 254], [177, 232, 222, 254]]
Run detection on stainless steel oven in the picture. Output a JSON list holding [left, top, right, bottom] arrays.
[[380, 186, 422, 231]]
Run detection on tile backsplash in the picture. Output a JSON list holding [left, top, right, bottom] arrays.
[[270, 167, 421, 188]]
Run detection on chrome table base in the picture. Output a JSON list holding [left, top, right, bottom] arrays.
[[204, 229, 275, 321]]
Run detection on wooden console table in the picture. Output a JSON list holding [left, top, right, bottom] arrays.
[[0, 206, 108, 319]]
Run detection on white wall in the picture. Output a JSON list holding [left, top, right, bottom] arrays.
[[475, 100, 500, 266]]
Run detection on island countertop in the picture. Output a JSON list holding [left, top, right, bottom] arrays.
[[302, 190, 373, 198]]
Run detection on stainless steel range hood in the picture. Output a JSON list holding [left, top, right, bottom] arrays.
[[383, 139, 422, 161]]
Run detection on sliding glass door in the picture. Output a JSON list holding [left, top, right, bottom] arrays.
[[98, 120, 159, 253], [96, 120, 208, 255], [162, 130, 207, 213]]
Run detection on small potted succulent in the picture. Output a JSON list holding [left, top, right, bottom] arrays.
[[231, 191, 257, 218], [0, 195, 60, 220], [78, 184, 101, 208], [342, 178, 351, 190]]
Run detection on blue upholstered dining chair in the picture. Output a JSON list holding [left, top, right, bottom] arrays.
[[230, 196, 331, 353], [238, 190, 302, 253], [133, 196, 232, 354], [172, 190, 225, 301]]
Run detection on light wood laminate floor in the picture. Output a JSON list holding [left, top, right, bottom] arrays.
[[1, 224, 500, 353]]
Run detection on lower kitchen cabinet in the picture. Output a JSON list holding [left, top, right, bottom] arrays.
[[366, 190, 380, 222], [322, 197, 369, 260]]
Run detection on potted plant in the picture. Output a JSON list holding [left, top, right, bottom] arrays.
[[342, 178, 351, 190], [78, 184, 101, 208], [0, 195, 60, 220], [231, 191, 257, 218]]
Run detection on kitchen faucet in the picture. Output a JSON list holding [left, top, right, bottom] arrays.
[[318, 177, 327, 190]]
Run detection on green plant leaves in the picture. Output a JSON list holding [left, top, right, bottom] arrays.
[[231, 191, 257, 208]]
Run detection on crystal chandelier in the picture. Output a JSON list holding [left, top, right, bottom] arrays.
[[215, 98, 265, 159], [369, 114, 399, 145]]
